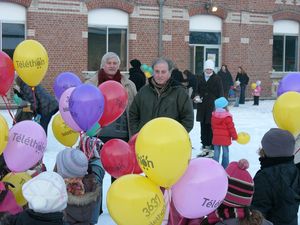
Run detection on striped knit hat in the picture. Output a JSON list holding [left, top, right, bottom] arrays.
[[223, 159, 254, 207]]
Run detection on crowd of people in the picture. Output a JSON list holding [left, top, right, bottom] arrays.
[[0, 52, 299, 225]]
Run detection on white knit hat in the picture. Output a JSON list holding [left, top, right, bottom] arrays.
[[22, 171, 68, 213], [204, 59, 215, 70]]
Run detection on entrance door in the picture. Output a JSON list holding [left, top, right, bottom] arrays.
[[190, 45, 220, 75]]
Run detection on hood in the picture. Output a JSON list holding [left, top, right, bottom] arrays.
[[212, 111, 232, 119], [130, 59, 142, 68]]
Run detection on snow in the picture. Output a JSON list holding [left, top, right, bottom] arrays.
[[1, 99, 298, 224]]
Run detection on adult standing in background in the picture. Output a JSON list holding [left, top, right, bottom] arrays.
[[128, 58, 146, 91], [235, 66, 249, 104], [129, 57, 194, 135], [217, 64, 233, 99], [193, 59, 223, 158]]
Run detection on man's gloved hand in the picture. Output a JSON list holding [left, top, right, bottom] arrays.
[[13, 94, 22, 106]]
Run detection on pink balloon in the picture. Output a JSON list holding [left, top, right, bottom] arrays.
[[172, 158, 228, 219], [59, 87, 81, 132], [3, 121, 47, 172]]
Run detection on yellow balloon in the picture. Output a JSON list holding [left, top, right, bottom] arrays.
[[52, 114, 79, 147], [107, 174, 165, 225], [2, 172, 32, 206], [144, 71, 152, 78], [273, 91, 300, 136], [236, 132, 251, 145], [13, 40, 48, 86], [136, 117, 191, 188], [0, 114, 9, 155], [251, 83, 257, 90]]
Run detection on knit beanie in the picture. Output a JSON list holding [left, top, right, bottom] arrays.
[[223, 159, 254, 207], [56, 148, 88, 178], [261, 128, 295, 157], [22, 171, 68, 213], [215, 97, 228, 109], [204, 59, 215, 70]]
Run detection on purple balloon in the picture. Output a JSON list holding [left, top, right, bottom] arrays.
[[172, 158, 228, 219], [4, 121, 47, 172], [277, 73, 300, 96], [69, 84, 104, 131], [59, 87, 81, 132], [53, 72, 82, 100]]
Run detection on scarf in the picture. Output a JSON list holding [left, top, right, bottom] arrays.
[[65, 178, 85, 196], [150, 77, 171, 96], [97, 68, 122, 86], [259, 156, 294, 169], [206, 204, 250, 224]]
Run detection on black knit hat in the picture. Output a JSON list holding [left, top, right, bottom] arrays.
[[261, 128, 295, 157]]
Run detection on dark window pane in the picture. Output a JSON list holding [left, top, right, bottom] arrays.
[[195, 46, 204, 75], [108, 28, 127, 71], [88, 27, 107, 71], [272, 35, 284, 71], [285, 36, 298, 72], [2, 23, 25, 59], [190, 32, 221, 44]]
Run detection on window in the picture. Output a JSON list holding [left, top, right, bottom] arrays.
[[88, 9, 128, 71], [1, 23, 25, 58], [88, 27, 127, 71], [273, 20, 299, 72], [189, 32, 221, 45]]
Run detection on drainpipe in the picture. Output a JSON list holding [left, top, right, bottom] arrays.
[[158, 0, 165, 57]]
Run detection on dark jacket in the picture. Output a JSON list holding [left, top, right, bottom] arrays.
[[235, 72, 249, 86], [194, 72, 223, 124], [217, 70, 233, 97], [214, 218, 273, 225], [2, 209, 64, 225], [129, 59, 146, 91], [129, 78, 194, 134], [251, 160, 300, 225], [17, 78, 58, 117]]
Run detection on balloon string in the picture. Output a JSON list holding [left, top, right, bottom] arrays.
[[1, 95, 16, 124], [295, 147, 300, 155], [168, 189, 174, 225], [31, 87, 37, 114]]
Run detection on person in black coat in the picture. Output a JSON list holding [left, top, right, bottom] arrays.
[[217, 64, 233, 99], [235, 66, 249, 104], [251, 128, 300, 225], [193, 60, 223, 157], [129, 59, 146, 91]]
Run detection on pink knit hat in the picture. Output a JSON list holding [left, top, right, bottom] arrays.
[[223, 159, 254, 207]]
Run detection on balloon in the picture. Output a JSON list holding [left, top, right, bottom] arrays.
[[0, 114, 9, 155], [53, 72, 82, 101], [0, 51, 14, 96], [3, 121, 47, 172], [69, 84, 105, 131], [86, 122, 101, 137], [277, 73, 300, 96], [140, 64, 148, 72], [100, 139, 135, 178], [52, 114, 79, 147], [144, 71, 152, 78], [251, 82, 257, 90], [13, 40, 48, 86], [2, 172, 32, 206], [107, 174, 165, 225], [236, 132, 250, 145], [128, 133, 143, 174], [98, 81, 128, 127], [172, 158, 228, 218], [59, 87, 81, 132], [273, 91, 300, 136], [136, 118, 191, 188]]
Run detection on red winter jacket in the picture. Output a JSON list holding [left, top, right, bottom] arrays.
[[211, 110, 237, 146]]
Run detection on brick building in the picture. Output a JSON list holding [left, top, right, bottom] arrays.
[[1, 0, 300, 98]]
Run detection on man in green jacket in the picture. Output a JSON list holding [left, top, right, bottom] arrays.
[[129, 57, 194, 134]]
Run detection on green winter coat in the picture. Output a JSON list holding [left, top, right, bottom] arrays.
[[129, 78, 194, 134]]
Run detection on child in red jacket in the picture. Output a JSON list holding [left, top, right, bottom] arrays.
[[211, 97, 237, 168]]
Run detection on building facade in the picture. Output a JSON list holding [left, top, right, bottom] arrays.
[[1, 0, 300, 97]]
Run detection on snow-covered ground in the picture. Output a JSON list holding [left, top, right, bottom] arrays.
[[1, 99, 298, 224]]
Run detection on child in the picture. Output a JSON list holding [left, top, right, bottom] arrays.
[[252, 80, 262, 105], [1, 171, 68, 225], [251, 128, 300, 225], [56, 148, 102, 225], [201, 159, 273, 225], [211, 97, 237, 168], [232, 80, 240, 107]]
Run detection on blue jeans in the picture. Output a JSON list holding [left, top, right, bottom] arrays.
[[213, 145, 229, 169]]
